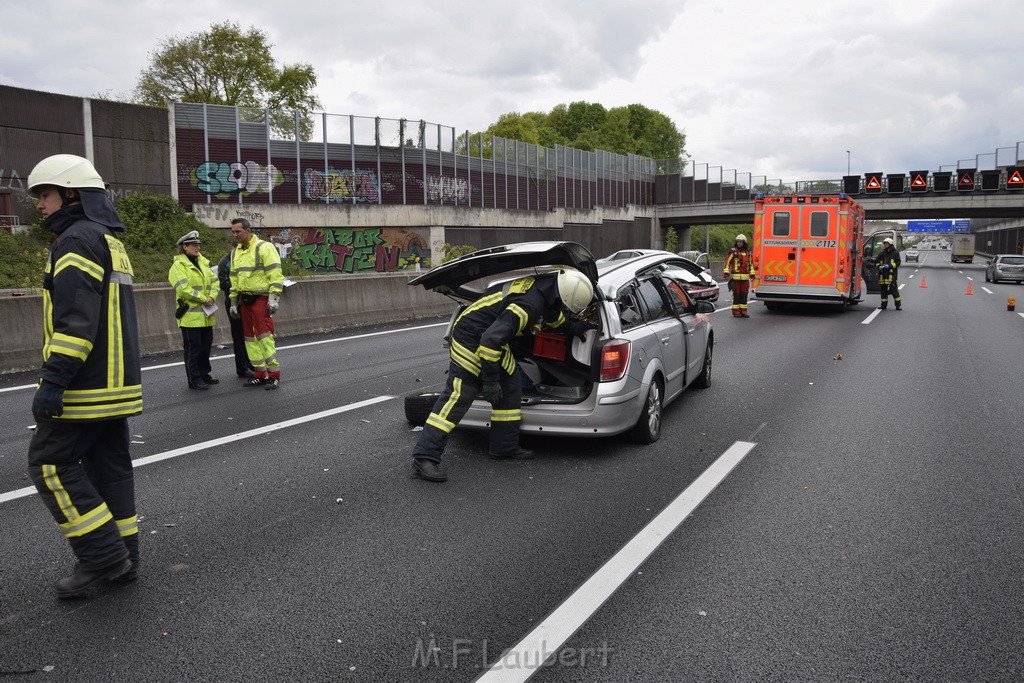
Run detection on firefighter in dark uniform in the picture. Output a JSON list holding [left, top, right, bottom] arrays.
[[877, 237, 902, 310], [26, 154, 143, 598], [412, 269, 595, 483], [723, 233, 755, 317]]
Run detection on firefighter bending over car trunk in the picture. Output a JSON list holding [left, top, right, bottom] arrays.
[[411, 269, 595, 483]]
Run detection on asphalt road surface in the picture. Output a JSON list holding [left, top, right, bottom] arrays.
[[1, 254, 1022, 682]]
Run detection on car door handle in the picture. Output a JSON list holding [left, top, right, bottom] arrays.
[[661, 336, 671, 345]]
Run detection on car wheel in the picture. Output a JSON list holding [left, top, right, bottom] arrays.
[[629, 377, 663, 444], [696, 342, 713, 389], [404, 392, 441, 426], [985, 272, 990, 282]]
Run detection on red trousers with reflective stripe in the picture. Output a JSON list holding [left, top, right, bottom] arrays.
[[240, 295, 281, 380]]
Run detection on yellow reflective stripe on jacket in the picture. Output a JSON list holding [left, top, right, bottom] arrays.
[[45, 332, 93, 361], [116, 515, 139, 537], [59, 502, 114, 539], [490, 408, 521, 422], [506, 303, 530, 334], [107, 282, 125, 387], [456, 291, 504, 324], [501, 348, 516, 374], [53, 252, 104, 282], [477, 345, 502, 363], [62, 384, 143, 420]]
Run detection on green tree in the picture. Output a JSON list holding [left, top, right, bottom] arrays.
[[134, 21, 321, 139]]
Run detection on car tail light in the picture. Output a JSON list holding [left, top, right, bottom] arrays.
[[600, 339, 630, 381], [996, 263, 1004, 271]]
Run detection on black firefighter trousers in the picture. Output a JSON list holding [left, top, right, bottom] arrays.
[[413, 362, 523, 462], [28, 418, 138, 571]]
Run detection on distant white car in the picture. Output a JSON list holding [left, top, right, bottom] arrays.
[[905, 250, 920, 262]]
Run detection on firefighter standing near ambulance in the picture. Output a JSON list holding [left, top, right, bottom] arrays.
[[723, 234, 756, 317], [228, 218, 285, 389], [26, 154, 143, 598], [876, 237, 902, 310], [411, 270, 596, 483]]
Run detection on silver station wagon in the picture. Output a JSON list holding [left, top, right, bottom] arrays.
[[405, 242, 715, 443]]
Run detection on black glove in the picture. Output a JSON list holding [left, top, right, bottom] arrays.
[[567, 320, 598, 340], [481, 380, 503, 405], [32, 380, 65, 420]]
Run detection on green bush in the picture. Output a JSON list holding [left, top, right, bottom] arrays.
[[442, 243, 477, 263], [0, 230, 49, 290]]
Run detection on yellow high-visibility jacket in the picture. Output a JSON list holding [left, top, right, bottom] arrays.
[[168, 253, 218, 327], [228, 237, 284, 298]]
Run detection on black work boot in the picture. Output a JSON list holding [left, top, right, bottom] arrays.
[[243, 377, 265, 387], [108, 558, 140, 584], [264, 378, 280, 391], [413, 458, 447, 482], [55, 558, 132, 599]]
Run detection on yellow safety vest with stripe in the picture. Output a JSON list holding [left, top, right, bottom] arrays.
[[229, 237, 284, 297], [168, 253, 219, 327], [40, 211, 143, 421]]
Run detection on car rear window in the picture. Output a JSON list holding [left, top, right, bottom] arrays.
[[1000, 256, 1024, 265]]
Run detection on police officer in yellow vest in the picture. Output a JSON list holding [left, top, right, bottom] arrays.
[[228, 218, 285, 389], [169, 230, 220, 389], [26, 154, 143, 598]]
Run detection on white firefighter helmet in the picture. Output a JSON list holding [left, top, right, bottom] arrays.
[[27, 154, 106, 195], [735, 233, 748, 243], [882, 237, 894, 245], [556, 269, 594, 314]]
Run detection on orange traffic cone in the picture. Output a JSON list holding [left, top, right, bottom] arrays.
[[965, 281, 974, 295], [920, 276, 928, 288], [1009, 297, 1016, 312]]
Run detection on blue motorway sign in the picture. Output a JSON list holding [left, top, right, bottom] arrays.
[[907, 219, 971, 233], [907, 220, 952, 232]]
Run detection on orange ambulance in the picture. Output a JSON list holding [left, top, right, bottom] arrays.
[[751, 195, 865, 310]]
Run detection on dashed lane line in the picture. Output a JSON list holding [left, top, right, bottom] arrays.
[[476, 440, 757, 683], [0, 395, 394, 504]]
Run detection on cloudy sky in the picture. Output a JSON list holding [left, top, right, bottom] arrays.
[[3, 0, 1022, 182]]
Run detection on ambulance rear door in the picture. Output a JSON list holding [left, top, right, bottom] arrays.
[[756, 204, 799, 289], [796, 204, 841, 291]]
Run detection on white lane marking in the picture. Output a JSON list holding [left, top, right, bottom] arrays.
[[981, 286, 993, 294], [898, 283, 906, 290], [0, 395, 394, 504], [966, 276, 974, 281], [862, 308, 882, 325], [0, 322, 448, 393], [907, 273, 915, 279], [1019, 313, 1024, 321], [476, 441, 757, 683]]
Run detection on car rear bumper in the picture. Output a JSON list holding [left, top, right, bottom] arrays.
[[457, 386, 643, 437]]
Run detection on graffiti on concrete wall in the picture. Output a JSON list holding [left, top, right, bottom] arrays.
[[425, 174, 469, 203], [257, 226, 430, 274], [304, 169, 380, 203], [191, 161, 285, 198]]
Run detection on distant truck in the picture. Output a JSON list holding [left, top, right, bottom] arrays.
[[751, 194, 865, 310], [951, 233, 975, 263]]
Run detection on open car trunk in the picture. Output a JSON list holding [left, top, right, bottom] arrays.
[[504, 305, 602, 405]]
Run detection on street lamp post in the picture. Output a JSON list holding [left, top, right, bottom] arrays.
[[846, 150, 851, 175]]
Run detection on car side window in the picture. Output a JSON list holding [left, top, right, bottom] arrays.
[[616, 285, 645, 329], [636, 277, 671, 321], [662, 277, 694, 315]]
